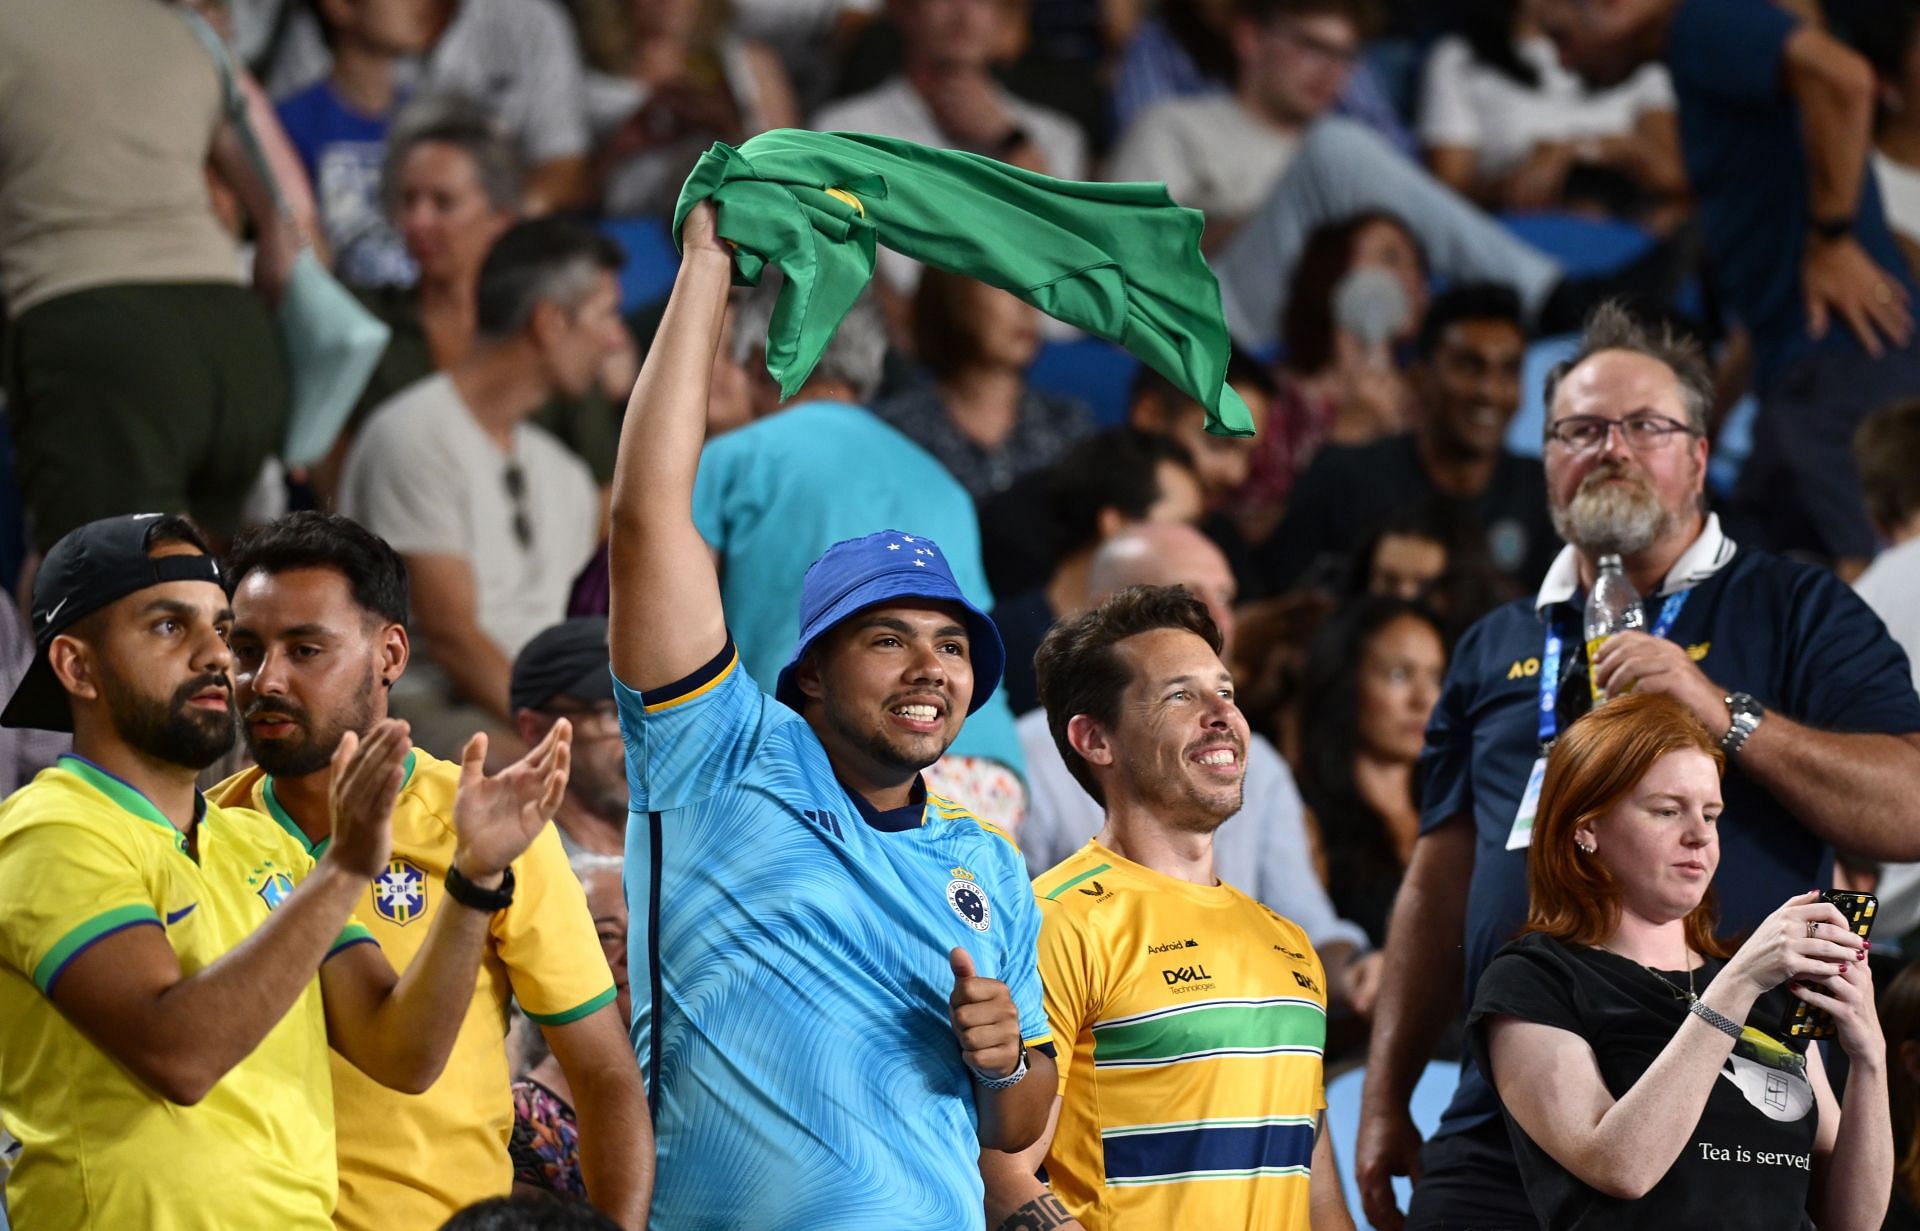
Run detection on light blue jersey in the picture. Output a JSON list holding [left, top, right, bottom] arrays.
[[617, 638, 1052, 1230]]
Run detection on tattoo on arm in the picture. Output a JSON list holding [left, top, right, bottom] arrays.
[[998, 1194, 1074, 1230]]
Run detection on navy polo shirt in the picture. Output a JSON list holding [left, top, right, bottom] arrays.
[[1421, 543, 1920, 1139], [1666, 0, 1918, 383]]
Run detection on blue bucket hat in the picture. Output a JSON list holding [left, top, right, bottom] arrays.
[[774, 529, 1004, 715]]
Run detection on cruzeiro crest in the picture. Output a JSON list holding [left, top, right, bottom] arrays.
[[946, 867, 992, 932], [373, 858, 428, 926]]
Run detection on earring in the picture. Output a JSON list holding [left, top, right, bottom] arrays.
[[1576, 841, 1595, 854]]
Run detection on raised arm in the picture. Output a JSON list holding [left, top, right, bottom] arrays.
[[608, 203, 735, 691]]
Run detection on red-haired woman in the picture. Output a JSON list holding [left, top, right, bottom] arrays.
[[1468, 692, 1891, 1229]]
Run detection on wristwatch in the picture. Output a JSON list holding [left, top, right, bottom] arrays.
[[445, 863, 516, 912], [970, 1048, 1029, 1090], [1720, 692, 1765, 757], [1813, 215, 1855, 244]]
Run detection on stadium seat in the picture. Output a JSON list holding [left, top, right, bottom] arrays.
[[1500, 211, 1654, 279], [1025, 337, 1142, 428], [1325, 1058, 1461, 1230], [598, 216, 682, 313]]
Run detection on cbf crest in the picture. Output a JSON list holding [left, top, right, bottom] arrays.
[[256, 871, 293, 911], [373, 858, 428, 926], [946, 867, 991, 932]]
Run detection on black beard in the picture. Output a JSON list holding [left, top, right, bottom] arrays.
[[819, 690, 950, 778], [244, 665, 377, 779], [101, 667, 236, 771]]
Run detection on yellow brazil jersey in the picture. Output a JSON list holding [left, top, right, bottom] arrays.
[[209, 748, 615, 1231], [1033, 840, 1329, 1231], [0, 755, 372, 1231]]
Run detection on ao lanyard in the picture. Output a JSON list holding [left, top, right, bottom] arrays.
[[1537, 588, 1690, 747]]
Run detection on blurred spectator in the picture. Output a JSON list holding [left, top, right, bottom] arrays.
[[0, 0, 300, 553], [1541, 0, 1920, 572], [991, 429, 1203, 716], [351, 107, 629, 487], [589, 0, 799, 217], [1108, 0, 1375, 236], [1125, 352, 1277, 569], [1418, 0, 1684, 218], [264, 0, 594, 211], [1881, 960, 1920, 1230], [730, 0, 882, 111], [440, 1194, 621, 1230], [1110, 0, 1416, 162], [1345, 499, 1516, 640], [0, 603, 67, 794], [276, 0, 437, 286], [1262, 282, 1559, 595], [1851, 400, 1920, 954], [872, 270, 1095, 502], [510, 851, 628, 1201], [1016, 522, 1381, 1012], [339, 218, 618, 754], [1288, 596, 1447, 950], [1231, 212, 1427, 540], [812, 0, 1085, 294], [1854, 0, 1920, 277], [511, 619, 627, 857], [686, 285, 1032, 826]]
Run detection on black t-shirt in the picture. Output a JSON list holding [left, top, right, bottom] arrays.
[[1470, 933, 1818, 1230], [1256, 433, 1559, 596]]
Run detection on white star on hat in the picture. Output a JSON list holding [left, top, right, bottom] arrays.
[[887, 543, 901, 550], [913, 559, 927, 567]]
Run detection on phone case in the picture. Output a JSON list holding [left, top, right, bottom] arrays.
[[1781, 891, 1877, 1040]]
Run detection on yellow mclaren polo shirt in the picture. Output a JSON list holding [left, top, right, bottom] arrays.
[[0, 754, 371, 1231], [210, 748, 616, 1230], [1033, 840, 1329, 1231]]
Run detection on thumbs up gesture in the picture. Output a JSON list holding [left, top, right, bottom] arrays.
[[949, 947, 1023, 1080]]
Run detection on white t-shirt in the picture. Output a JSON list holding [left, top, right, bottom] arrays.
[[1875, 151, 1920, 251], [1417, 35, 1674, 180], [338, 373, 599, 676], [1015, 708, 1370, 953], [1856, 537, 1920, 942], [266, 0, 588, 164], [812, 77, 1087, 293], [1104, 94, 1301, 224]]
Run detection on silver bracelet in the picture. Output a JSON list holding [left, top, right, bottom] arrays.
[[970, 1048, 1029, 1090], [1689, 997, 1743, 1040]]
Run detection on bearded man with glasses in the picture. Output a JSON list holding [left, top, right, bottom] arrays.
[[1352, 301, 1920, 1231]]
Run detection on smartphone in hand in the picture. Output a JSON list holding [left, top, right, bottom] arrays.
[[1780, 890, 1877, 1041]]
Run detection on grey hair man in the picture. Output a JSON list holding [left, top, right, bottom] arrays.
[[691, 289, 1032, 826], [339, 217, 628, 758]]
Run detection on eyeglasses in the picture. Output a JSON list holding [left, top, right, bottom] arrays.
[[1270, 21, 1361, 67], [1545, 413, 1696, 454], [503, 463, 533, 551]]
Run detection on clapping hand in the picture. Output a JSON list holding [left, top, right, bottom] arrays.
[[327, 719, 412, 879], [450, 721, 572, 884]]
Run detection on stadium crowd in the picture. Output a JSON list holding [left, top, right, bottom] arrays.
[[5, 0, 1920, 1227]]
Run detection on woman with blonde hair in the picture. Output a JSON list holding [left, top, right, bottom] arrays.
[[1469, 691, 1891, 1229]]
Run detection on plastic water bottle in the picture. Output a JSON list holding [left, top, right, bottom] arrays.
[[1584, 554, 1646, 703]]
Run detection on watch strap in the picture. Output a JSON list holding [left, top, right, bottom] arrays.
[[970, 1048, 1029, 1090], [445, 862, 515, 912]]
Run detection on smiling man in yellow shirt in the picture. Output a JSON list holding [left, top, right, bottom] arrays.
[[208, 511, 650, 1230], [981, 585, 1354, 1231]]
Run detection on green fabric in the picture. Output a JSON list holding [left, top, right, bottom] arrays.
[[673, 130, 1255, 438]]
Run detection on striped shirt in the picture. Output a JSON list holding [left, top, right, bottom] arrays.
[[1033, 840, 1327, 1229]]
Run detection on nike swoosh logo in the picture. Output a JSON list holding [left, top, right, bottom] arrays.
[[165, 902, 198, 925], [42, 597, 67, 625]]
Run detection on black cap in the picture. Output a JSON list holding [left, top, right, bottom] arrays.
[[4, 514, 224, 732], [510, 617, 613, 714]]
